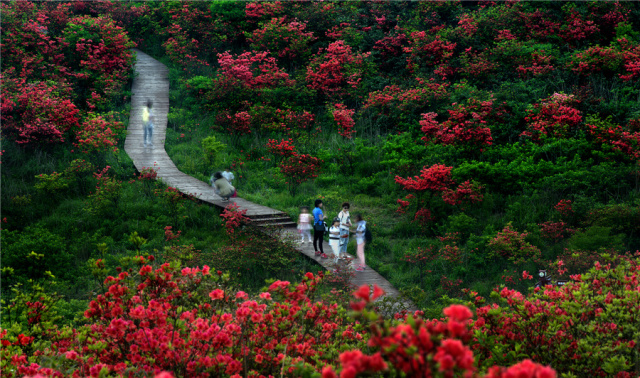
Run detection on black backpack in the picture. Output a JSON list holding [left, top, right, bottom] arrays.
[[364, 226, 372, 243]]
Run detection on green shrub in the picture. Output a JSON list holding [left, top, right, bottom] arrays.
[[567, 226, 625, 252]]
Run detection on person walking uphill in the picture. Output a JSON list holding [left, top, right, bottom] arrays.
[[212, 172, 235, 201], [312, 199, 326, 258], [142, 99, 154, 148], [353, 214, 367, 271]]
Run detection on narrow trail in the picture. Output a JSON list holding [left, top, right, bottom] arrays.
[[124, 49, 417, 311]]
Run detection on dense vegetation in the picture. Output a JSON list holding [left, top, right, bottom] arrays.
[[2, 1, 640, 377]]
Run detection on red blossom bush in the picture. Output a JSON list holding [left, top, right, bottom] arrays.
[[487, 223, 542, 265], [521, 93, 582, 142], [587, 116, 640, 160], [332, 103, 355, 139], [216, 111, 252, 137], [248, 17, 316, 61], [322, 296, 557, 378], [404, 32, 456, 73], [420, 98, 500, 151], [306, 40, 371, 99], [219, 203, 250, 236], [1, 79, 79, 145], [395, 164, 455, 193], [74, 113, 123, 153], [559, 10, 599, 45], [554, 199, 574, 219], [471, 256, 640, 375], [538, 221, 575, 242], [442, 181, 484, 207], [2, 265, 368, 378], [279, 153, 322, 193], [266, 138, 297, 159], [218, 50, 294, 90]]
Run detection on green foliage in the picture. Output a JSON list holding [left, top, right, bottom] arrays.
[[201, 135, 226, 166], [2, 227, 72, 281], [567, 226, 625, 252]]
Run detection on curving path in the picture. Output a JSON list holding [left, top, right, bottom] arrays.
[[125, 49, 416, 311]]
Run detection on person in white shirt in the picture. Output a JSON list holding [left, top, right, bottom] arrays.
[[221, 168, 234, 183], [328, 218, 341, 263], [337, 202, 352, 260], [221, 168, 237, 197]]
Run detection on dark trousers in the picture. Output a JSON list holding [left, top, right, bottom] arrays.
[[313, 229, 324, 253]]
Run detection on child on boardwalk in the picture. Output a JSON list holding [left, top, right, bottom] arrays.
[[328, 218, 341, 263], [142, 99, 154, 148], [353, 214, 367, 271], [297, 207, 313, 243]]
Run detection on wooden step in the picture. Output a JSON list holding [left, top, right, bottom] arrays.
[[255, 221, 297, 228]]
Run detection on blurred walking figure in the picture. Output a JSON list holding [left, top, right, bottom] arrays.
[[212, 171, 235, 201], [353, 214, 367, 271], [142, 99, 154, 147]]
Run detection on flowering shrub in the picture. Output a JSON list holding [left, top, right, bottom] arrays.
[[1, 79, 79, 145], [442, 181, 484, 207], [266, 138, 296, 160], [487, 223, 542, 265], [395, 164, 455, 193], [61, 15, 135, 110], [247, 17, 316, 61], [587, 115, 640, 160], [420, 98, 500, 151], [363, 81, 449, 133], [219, 202, 250, 236], [306, 40, 371, 100], [331, 103, 355, 139], [404, 32, 456, 74], [279, 153, 321, 193], [216, 111, 252, 137], [321, 295, 557, 378], [84, 166, 122, 216], [2, 265, 367, 378], [538, 221, 575, 242], [554, 199, 574, 219], [521, 93, 582, 142], [74, 112, 123, 153], [471, 256, 640, 376], [559, 9, 599, 45]]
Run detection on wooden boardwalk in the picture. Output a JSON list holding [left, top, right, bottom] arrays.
[[124, 49, 416, 310]]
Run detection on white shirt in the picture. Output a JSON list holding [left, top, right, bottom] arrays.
[[329, 226, 341, 239], [221, 171, 234, 182]]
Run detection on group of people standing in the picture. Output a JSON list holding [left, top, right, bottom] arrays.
[[298, 200, 367, 272], [210, 169, 237, 201]]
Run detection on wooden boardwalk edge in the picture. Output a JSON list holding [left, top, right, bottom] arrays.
[[124, 49, 417, 312]]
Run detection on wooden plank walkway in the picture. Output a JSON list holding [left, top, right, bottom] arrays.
[[124, 49, 416, 311]]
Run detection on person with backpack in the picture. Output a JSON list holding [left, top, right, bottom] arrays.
[[142, 99, 154, 148], [353, 213, 367, 271], [312, 199, 326, 258]]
